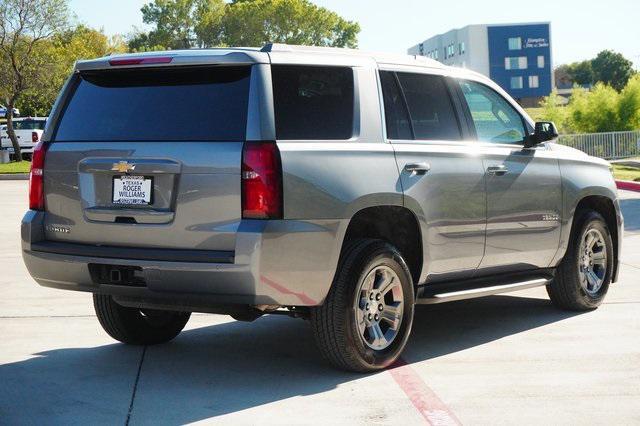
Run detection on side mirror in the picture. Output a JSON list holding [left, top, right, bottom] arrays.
[[525, 121, 558, 148]]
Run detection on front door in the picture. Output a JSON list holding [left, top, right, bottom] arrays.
[[456, 79, 562, 273], [380, 70, 486, 282]]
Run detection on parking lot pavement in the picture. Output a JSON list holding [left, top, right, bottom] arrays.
[[1, 179, 639, 425]]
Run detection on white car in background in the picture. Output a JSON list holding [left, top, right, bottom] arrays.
[[0, 117, 47, 159], [0, 105, 20, 118]]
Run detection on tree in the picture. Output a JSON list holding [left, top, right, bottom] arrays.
[[567, 60, 594, 86], [18, 26, 127, 116], [591, 50, 635, 92], [0, 0, 69, 159], [221, 0, 360, 48], [538, 91, 568, 132], [537, 73, 640, 133], [617, 75, 640, 130], [567, 83, 620, 133], [194, 0, 226, 47], [129, 0, 360, 51], [129, 0, 225, 51]]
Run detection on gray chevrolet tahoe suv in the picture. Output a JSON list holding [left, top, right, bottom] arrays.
[[22, 44, 623, 372]]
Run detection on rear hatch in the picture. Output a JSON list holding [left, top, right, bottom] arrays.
[[43, 65, 251, 252]]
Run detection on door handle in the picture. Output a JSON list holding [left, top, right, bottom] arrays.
[[487, 165, 508, 176], [404, 162, 431, 175]]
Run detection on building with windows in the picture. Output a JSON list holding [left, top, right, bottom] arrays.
[[408, 22, 552, 106]]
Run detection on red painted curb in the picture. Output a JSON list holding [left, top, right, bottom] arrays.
[[616, 180, 640, 192]]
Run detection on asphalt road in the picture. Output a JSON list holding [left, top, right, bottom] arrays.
[[1, 180, 639, 425]]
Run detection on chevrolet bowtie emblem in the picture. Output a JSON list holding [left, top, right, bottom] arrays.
[[111, 161, 136, 173]]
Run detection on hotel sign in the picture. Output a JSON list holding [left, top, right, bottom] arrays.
[[525, 38, 549, 48]]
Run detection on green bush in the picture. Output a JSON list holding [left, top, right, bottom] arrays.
[[618, 75, 640, 130], [536, 75, 640, 133], [537, 91, 568, 132]]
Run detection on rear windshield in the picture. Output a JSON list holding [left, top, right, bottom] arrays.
[[14, 120, 47, 130], [54, 66, 251, 142]]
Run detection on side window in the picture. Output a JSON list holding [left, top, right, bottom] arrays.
[[379, 71, 412, 140], [271, 65, 354, 140], [396, 73, 461, 141], [458, 80, 526, 144]]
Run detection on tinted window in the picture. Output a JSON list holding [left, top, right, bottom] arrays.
[[14, 120, 46, 130], [458, 80, 526, 144], [380, 71, 412, 140], [272, 65, 353, 140], [396, 73, 461, 141], [54, 66, 251, 142]]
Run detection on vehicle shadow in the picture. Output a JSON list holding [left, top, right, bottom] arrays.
[[0, 294, 582, 424]]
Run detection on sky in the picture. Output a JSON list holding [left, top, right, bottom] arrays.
[[69, 0, 640, 68]]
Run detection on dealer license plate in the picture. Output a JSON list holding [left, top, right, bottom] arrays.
[[112, 176, 152, 205]]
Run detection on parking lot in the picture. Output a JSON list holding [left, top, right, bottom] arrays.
[[1, 179, 639, 425]]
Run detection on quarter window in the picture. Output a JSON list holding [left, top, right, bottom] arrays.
[[271, 65, 354, 140], [458, 80, 527, 144]]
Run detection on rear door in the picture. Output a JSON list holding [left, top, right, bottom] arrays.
[[43, 65, 252, 251], [382, 70, 486, 281], [455, 79, 562, 273]]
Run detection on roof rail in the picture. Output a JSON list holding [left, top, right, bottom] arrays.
[[261, 43, 361, 55], [260, 43, 445, 68]]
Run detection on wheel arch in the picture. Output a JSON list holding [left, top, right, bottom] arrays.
[[560, 193, 621, 283], [338, 205, 423, 289]]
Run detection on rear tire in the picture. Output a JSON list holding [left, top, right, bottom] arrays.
[[311, 239, 415, 372], [547, 210, 613, 311], [93, 294, 191, 345]]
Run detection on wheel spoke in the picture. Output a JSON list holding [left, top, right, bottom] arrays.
[[585, 233, 596, 250], [363, 272, 376, 293], [377, 272, 396, 296], [381, 303, 402, 329], [367, 323, 387, 347], [586, 270, 599, 289], [357, 315, 367, 336]]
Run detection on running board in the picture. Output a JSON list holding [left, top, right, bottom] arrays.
[[415, 278, 550, 305]]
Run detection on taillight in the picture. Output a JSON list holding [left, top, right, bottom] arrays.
[[241, 142, 282, 219], [29, 141, 47, 210], [31, 132, 39, 143]]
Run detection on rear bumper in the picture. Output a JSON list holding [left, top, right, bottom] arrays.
[[22, 211, 347, 307], [1, 143, 34, 154]]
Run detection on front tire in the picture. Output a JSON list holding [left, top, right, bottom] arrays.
[[93, 294, 191, 345], [547, 210, 613, 310], [311, 239, 415, 372]]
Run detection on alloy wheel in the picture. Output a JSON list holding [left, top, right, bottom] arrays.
[[353, 265, 404, 350]]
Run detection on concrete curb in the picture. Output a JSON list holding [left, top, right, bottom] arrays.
[[616, 180, 640, 192], [0, 173, 28, 180]]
